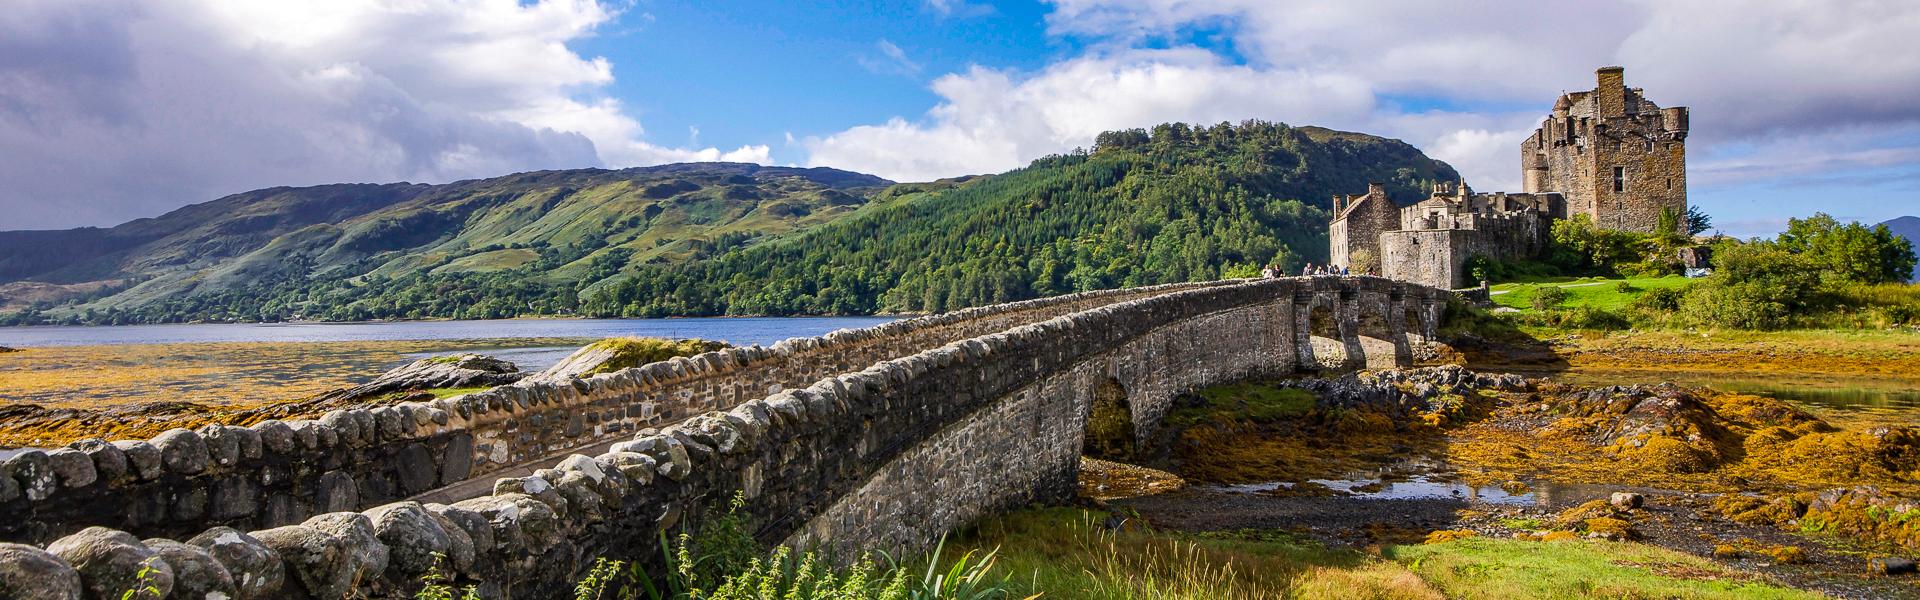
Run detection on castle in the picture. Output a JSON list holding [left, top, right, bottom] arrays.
[[1330, 66, 1690, 288]]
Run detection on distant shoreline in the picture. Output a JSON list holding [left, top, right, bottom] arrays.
[[0, 310, 928, 331]]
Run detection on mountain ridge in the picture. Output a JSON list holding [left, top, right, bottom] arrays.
[[0, 121, 1457, 324]]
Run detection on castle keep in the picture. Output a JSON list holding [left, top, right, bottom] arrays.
[[1330, 66, 1689, 288]]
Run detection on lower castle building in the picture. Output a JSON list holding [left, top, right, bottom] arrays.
[[1330, 66, 1687, 288], [1332, 182, 1562, 288]]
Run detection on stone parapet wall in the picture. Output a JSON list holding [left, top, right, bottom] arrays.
[[0, 281, 1233, 545], [0, 277, 1448, 599]]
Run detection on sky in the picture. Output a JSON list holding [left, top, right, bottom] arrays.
[[3, 0, 1918, 238]]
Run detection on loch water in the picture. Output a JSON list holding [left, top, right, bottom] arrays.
[[0, 316, 898, 371]]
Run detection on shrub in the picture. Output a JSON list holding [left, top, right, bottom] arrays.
[[1564, 307, 1631, 330], [1683, 243, 1822, 329], [1530, 286, 1569, 311], [1548, 215, 1656, 276], [1630, 287, 1684, 313]]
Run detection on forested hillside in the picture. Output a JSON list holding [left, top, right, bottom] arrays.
[[0, 164, 890, 324], [581, 121, 1457, 316], [0, 121, 1456, 325]]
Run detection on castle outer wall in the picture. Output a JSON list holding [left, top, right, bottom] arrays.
[[1379, 211, 1548, 289]]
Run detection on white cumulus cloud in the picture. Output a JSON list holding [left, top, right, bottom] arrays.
[[0, 0, 765, 229], [810, 0, 1920, 205], [807, 48, 1374, 182]]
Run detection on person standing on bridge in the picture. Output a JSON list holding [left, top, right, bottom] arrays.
[[1302, 263, 1314, 277]]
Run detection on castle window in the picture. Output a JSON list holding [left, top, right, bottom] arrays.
[[1666, 178, 1673, 190], [1612, 167, 1625, 192]]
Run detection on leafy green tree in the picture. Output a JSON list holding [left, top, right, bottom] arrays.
[[1776, 213, 1916, 284], [1684, 242, 1824, 329]]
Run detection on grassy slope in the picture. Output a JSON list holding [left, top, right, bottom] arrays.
[[1490, 275, 1692, 311], [1, 164, 889, 315], [948, 508, 1816, 599]]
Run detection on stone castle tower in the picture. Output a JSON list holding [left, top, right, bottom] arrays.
[[1521, 66, 1689, 233], [1329, 66, 1692, 288]]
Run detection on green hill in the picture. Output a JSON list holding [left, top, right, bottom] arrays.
[[0, 121, 1457, 325], [583, 121, 1456, 316], [0, 164, 891, 322]]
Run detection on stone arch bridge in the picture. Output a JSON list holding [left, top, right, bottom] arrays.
[[0, 276, 1449, 598]]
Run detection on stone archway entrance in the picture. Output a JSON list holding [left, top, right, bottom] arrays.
[[1084, 378, 1135, 461]]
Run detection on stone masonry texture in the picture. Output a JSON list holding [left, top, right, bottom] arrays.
[[0, 277, 1448, 598]]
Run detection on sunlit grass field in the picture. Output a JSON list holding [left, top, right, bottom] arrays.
[[944, 508, 1817, 599], [1490, 275, 1693, 312]]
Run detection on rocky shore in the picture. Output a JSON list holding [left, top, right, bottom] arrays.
[[1106, 366, 1920, 599]]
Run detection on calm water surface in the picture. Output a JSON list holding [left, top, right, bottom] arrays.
[[0, 317, 897, 349]]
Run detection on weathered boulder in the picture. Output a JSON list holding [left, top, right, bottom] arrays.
[[252, 524, 350, 599], [304, 512, 389, 585], [198, 424, 243, 468], [316, 354, 526, 404], [250, 421, 297, 455], [451, 493, 559, 555], [364, 502, 467, 581], [68, 438, 129, 485], [152, 428, 210, 475], [142, 538, 237, 600], [187, 526, 285, 600], [491, 475, 567, 519], [0, 542, 83, 600], [425, 504, 494, 559], [45, 527, 174, 600], [553, 471, 608, 523], [111, 440, 163, 481], [537, 338, 729, 380], [45, 448, 95, 489], [5, 450, 57, 501], [1610, 492, 1645, 510], [556, 453, 628, 499], [599, 452, 657, 485]]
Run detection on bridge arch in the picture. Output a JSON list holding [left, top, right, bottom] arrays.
[[1083, 377, 1135, 461]]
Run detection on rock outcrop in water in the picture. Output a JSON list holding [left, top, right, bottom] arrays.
[[537, 338, 729, 380], [314, 354, 525, 404]]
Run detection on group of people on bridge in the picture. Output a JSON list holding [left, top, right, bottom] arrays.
[[1261, 263, 1351, 278]]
